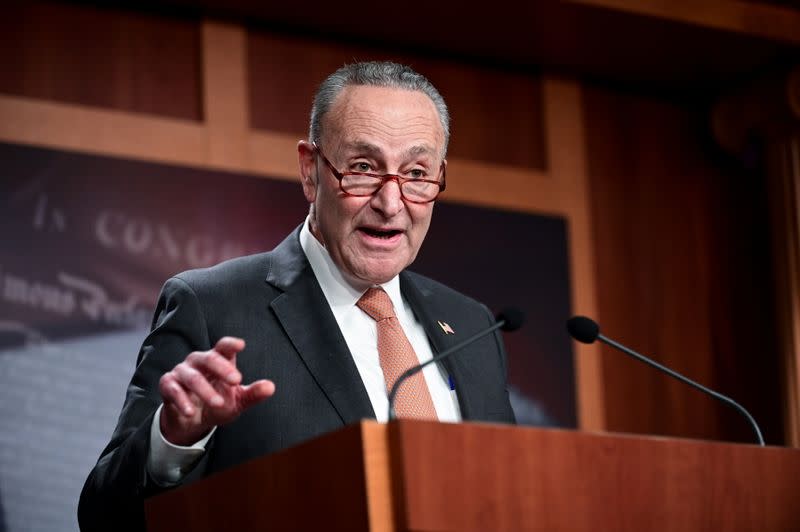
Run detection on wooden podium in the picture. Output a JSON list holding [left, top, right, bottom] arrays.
[[145, 420, 800, 531]]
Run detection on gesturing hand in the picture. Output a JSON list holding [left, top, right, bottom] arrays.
[[158, 337, 275, 446]]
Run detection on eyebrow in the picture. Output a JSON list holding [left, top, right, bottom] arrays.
[[342, 141, 438, 161], [343, 141, 382, 157]]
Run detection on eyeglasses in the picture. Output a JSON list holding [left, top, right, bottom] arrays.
[[312, 142, 446, 204]]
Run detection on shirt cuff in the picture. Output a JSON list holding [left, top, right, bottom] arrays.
[[146, 404, 216, 486]]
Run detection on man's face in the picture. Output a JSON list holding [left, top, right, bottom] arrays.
[[298, 85, 446, 288]]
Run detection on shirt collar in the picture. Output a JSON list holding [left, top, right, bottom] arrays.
[[299, 216, 404, 312]]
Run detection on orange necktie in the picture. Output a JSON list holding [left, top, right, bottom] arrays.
[[357, 287, 438, 420]]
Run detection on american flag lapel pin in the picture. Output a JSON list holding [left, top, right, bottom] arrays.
[[438, 320, 455, 335]]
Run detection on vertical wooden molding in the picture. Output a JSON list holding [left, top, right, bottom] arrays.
[[201, 20, 248, 169], [543, 77, 605, 431], [788, 138, 800, 447], [775, 137, 800, 448], [714, 67, 800, 446], [361, 422, 395, 531]]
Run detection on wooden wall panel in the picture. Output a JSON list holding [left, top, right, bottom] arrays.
[[247, 32, 546, 170], [0, 2, 202, 120], [584, 85, 784, 444]]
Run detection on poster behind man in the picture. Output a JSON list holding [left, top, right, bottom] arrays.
[[0, 141, 574, 531]]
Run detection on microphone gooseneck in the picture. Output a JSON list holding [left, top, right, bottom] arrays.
[[566, 315, 765, 446], [387, 308, 524, 421]]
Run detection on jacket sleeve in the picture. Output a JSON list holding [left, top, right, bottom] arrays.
[[77, 276, 213, 532]]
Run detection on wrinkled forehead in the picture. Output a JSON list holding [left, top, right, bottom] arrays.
[[321, 85, 446, 157], [337, 140, 440, 160]]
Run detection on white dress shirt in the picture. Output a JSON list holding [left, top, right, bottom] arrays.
[[147, 218, 459, 485], [298, 217, 460, 423]]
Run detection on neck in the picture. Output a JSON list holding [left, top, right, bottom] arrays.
[[307, 218, 375, 292]]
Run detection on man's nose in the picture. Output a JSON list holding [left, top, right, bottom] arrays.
[[370, 177, 405, 217]]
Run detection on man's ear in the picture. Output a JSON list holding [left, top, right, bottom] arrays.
[[297, 140, 317, 203]]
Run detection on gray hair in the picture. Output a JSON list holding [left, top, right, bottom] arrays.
[[309, 61, 450, 157]]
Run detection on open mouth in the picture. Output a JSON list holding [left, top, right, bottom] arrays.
[[360, 227, 402, 239]]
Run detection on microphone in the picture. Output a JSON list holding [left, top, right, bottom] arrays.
[[387, 308, 524, 421], [566, 315, 765, 446]]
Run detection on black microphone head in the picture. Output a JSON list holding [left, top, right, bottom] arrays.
[[566, 316, 600, 344], [497, 308, 525, 331]]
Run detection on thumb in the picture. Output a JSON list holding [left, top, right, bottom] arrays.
[[238, 379, 276, 411]]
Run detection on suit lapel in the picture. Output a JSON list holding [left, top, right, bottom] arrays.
[[400, 273, 481, 420], [266, 228, 375, 425]]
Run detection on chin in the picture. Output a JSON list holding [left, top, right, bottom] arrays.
[[361, 272, 398, 285], [357, 264, 405, 285]]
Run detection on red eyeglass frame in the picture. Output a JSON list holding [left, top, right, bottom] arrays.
[[312, 142, 446, 204]]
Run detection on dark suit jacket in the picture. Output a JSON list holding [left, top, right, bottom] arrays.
[[78, 226, 515, 531]]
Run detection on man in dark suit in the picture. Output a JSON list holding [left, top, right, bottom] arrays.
[[78, 61, 515, 531]]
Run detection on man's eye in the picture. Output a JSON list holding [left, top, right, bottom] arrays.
[[354, 162, 372, 172], [408, 169, 426, 179]]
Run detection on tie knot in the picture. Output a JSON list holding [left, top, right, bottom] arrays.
[[357, 287, 396, 321]]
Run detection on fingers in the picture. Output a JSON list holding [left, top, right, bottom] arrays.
[[159, 339, 273, 440], [185, 350, 241, 386], [214, 336, 245, 359], [160, 400, 210, 446], [159, 372, 198, 417], [158, 340, 243, 416], [164, 340, 244, 407], [173, 363, 225, 408]]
